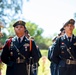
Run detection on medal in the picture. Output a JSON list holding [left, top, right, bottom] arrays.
[[11, 42, 13, 46], [10, 52, 13, 56], [25, 46, 27, 51]]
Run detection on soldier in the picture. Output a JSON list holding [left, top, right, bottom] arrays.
[[25, 29, 30, 39], [1, 20, 41, 75], [48, 27, 65, 75], [60, 27, 65, 35], [50, 19, 76, 75], [58, 27, 65, 37], [48, 36, 57, 75]]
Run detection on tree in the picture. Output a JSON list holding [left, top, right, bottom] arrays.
[[0, 0, 23, 25], [26, 21, 53, 49], [6, 19, 16, 37], [73, 28, 76, 35], [0, 32, 7, 44], [26, 21, 44, 37]]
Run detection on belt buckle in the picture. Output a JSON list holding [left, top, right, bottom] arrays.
[[72, 60, 76, 64], [16, 57, 20, 63], [66, 59, 71, 64], [16, 58, 25, 63]]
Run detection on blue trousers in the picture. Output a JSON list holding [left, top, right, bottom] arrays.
[[51, 62, 58, 75]]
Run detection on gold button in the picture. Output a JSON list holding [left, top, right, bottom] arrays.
[[10, 52, 13, 56], [69, 47, 71, 49], [17, 57, 20, 63]]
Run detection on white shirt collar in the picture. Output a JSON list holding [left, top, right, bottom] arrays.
[[65, 33, 72, 38], [65, 33, 72, 41], [17, 35, 25, 42]]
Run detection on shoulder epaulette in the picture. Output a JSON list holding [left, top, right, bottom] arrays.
[[6, 38, 12, 48]]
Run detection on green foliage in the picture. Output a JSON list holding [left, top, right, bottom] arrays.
[[26, 21, 53, 49], [6, 20, 16, 37], [26, 22, 44, 37], [0, 33, 7, 44], [73, 28, 76, 35], [0, 0, 23, 24], [36, 37, 52, 49], [40, 50, 48, 56]]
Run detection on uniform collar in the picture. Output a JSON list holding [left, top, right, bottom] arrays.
[[17, 35, 25, 42], [64, 33, 74, 41], [65, 33, 72, 39]]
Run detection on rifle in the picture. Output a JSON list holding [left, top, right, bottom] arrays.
[[27, 39, 32, 75], [27, 39, 39, 75], [28, 39, 37, 75], [28, 57, 32, 75], [28, 57, 38, 75]]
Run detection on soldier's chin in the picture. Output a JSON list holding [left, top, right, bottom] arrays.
[[16, 33, 24, 36]]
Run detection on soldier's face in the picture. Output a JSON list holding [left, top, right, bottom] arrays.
[[64, 24, 74, 34], [14, 25, 25, 36]]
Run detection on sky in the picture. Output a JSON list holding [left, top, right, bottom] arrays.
[[22, 0, 76, 37]]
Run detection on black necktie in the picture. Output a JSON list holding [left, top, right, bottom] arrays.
[[68, 37, 71, 42], [18, 38, 21, 43]]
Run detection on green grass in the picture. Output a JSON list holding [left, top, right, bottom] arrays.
[[40, 49, 48, 56]]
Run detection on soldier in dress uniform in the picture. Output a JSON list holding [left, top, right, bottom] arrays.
[[1, 20, 41, 75], [50, 19, 76, 75], [58, 27, 65, 37], [48, 36, 57, 75], [48, 27, 65, 75]]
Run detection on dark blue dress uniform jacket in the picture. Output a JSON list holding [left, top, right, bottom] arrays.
[[1, 36, 41, 75], [50, 34, 76, 75], [48, 45, 58, 75]]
